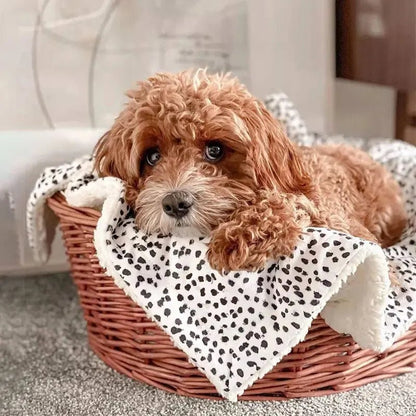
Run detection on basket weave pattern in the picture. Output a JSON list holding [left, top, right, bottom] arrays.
[[48, 193, 416, 400]]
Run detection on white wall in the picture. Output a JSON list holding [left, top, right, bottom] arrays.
[[248, 0, 334, 134], [1, 0, 334, 132], [334, 79, 396, 138], [0, 0, 249, 130]]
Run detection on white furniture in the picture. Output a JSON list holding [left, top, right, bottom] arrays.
[[0, 129, 103, 274]]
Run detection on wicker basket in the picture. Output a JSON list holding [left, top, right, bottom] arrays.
[[47, 193, 416, 400]]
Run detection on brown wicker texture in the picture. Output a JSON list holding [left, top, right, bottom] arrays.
[[47, 193, 416, 400]]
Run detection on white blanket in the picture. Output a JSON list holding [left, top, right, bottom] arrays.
[[27, 94, 416, 401]]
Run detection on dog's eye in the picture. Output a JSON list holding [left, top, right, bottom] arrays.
[[145, 148, 161, 166], [205, 141, 224, 162]]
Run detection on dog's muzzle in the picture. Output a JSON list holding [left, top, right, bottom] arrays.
[[162, 191, 193, 219]]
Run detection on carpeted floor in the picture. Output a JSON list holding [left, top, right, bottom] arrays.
[[1, 273, 415, 416]]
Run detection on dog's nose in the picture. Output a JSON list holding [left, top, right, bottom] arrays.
[[162, 191, 193, 219]]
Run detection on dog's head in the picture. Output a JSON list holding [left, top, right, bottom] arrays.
[[94, 69, 311, 235]]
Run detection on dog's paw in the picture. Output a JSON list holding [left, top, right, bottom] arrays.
[[206, 246, 233, 274], [207, 228, 267, 273]]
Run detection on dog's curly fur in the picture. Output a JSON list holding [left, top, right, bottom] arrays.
[[94, 69, 407, 273]]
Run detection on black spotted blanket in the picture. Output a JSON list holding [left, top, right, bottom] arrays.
[[27, 94, 416, 401]]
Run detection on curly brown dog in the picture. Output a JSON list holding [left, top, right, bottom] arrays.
[[94, 69, 407, 273]]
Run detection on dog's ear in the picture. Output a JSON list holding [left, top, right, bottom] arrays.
[[244, 101, 312, 197], [94, 120, 143, 208], [94, 115, 136, 180], [94, 130, 122, 178]]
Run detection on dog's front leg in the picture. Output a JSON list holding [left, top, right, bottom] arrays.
[[207, 192, 316, 273]]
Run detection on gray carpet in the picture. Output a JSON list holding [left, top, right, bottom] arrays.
[[1, 274, 415, 416]]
